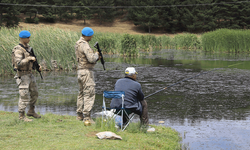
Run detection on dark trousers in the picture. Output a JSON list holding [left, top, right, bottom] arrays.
[[140, 100, 149, 126], [118, 100, 149, 126]]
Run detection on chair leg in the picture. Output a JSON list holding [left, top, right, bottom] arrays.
[[122, 114, 135, 131]]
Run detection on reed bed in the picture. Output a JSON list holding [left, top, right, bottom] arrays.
[[201, 28, 250, 53], [0, 27, 201, 75]]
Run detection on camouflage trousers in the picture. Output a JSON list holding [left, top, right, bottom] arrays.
[[15, 73, 38, 112], [76, 69, 96, 116]]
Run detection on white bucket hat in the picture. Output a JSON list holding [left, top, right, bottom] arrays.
[[125, 67, 138, 75]]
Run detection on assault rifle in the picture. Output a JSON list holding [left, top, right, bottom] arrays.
[[19, 44, 43, 79], [94, 42, 105, 70]]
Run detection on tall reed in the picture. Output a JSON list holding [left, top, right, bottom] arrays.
[[0, 26, 201, 75], [173, 33, 201, 50], [121, 34, 137, 56], [201, 28, 250, 53]]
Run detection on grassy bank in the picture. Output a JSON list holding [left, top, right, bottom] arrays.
[[0, 27, 201, 75], [0, 111, 181, 150]]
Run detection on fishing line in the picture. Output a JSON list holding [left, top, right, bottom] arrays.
[[144, 62, 244, 99]]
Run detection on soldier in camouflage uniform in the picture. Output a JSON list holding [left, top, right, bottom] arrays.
[[12, 30, 42, 122], [75, 27, 100, 123]]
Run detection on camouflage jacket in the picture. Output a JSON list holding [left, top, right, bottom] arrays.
[[75, 37, 99, 70], [12, 44, 33, 72]]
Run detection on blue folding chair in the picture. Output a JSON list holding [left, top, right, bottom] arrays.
[[102, 91, 135, 131]]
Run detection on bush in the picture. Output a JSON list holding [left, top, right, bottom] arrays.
[[43, 15, 56, 23], [34, 17, 39, 24], [173, 33, 201, 50], [97, 36, 116, 54], [24, 17, 39, 24], [121, 34, 137, 56], [25, 18, 33, 23]]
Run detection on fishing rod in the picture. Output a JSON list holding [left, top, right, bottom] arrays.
[[144, 62, 243, 99]]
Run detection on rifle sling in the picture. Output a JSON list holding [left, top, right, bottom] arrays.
[[19, 43, 31, 54]]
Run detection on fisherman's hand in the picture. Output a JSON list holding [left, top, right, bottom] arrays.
[[28, 56, 36, 62]]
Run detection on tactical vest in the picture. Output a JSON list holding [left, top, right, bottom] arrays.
[[12, 45, 33, 71], [75, 38, 96, 70]]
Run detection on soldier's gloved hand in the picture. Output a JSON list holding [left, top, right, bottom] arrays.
[[96, 52, 101, 61], [38, 64, 42, 72], [28, 56, 36, 62]]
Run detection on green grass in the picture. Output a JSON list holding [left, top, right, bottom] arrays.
[[0, 111, 181, 150]]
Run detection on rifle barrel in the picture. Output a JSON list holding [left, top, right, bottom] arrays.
[[94, 42, 105, 70]]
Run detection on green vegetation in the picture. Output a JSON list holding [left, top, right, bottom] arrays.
[[1, 27, 249, 76], [1, 0, 250, 33], [202, 29, 250, 53], [0, 111, 181, 150], [121, 34, 138, 56], [0, 27, 200, 75], [128, 0, 162, 33]]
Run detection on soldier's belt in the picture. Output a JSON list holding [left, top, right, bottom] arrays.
[[17, 70, 32, 72], [17, 70, 32, 76]]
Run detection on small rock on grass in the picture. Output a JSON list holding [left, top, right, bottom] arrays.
[[147, 127, 156, 132], [96, 131, 122, 140]]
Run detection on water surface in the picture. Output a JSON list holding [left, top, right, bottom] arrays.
[[1, 49, 250, 150]]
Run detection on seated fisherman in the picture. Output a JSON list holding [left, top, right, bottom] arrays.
[[110, 67, 149, 126]]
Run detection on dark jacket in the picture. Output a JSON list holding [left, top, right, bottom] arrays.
[[110, 77, 144, 114]]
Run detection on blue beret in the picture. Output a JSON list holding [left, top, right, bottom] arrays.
[[81, 27, 94, 36], [19, 30, 31, 38]]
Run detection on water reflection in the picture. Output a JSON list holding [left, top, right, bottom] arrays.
[[1, 50, 250, 150]]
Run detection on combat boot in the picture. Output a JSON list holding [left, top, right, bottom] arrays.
[[76, 112, 84, 121], [27, 106, 41, 118], [19, 112, 33, 122], [83, 114, 95, 124]]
